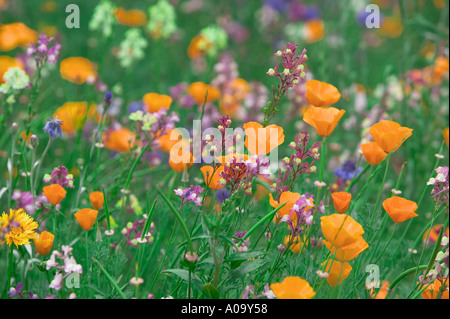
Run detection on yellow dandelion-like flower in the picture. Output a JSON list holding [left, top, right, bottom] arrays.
[[1, 209, 38, 247]]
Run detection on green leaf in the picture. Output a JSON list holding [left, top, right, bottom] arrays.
[[225, 250, 266, 262], [227, 259, 266, 282], [202, 283, 220, 299], [163, 269, 203, 287]]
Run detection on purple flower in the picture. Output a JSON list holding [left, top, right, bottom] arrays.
[[427, 166, 449, 207], [42, 165, 74, 188], [7, 283, 23, 298], [43, 115, 63, 139], [174, 185, 205, 208], [27, 34, 61, 66]]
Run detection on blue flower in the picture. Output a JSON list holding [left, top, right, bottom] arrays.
[[334, 160, 362, 182], [43, 115, 63, 139]]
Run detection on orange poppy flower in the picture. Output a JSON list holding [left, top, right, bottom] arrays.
[[304, 19, 325, 44], [115, 7, 147, 27], [331, 191, 352, 214], [169, 148, 194, 172], [320, 214, 365, 248], [382, 196, 418, 224], [188, 82, 220, 104], [0, 22, 37, 51], [323, 235, 369, 261], [0, 56, 23, 83], [421, 279, 449, 299], [103, 127, 136, 153], [74, 208, 98, 231], [371, 281, 390, 299], [423, 225, 449, 246], [434, 56, 449, 78], [254, 176, 272, 201], [269, 192, 301, 223], [156, 129, 189, 153], [369, 120, 413, 153], [378, 17, 404, 38], [89, 191, 104, 210], [361, 142, 387, 165], [200, 165, 225, 190], [443, 127, 449, 147], [33, 231, 54, 255], [322, 259, 352, 287], [243, 122, 284, 156], [305, 80, 341, 107], [60, 57, 98, 85], [143, 93, 173, 113], [231, 78, 250, 100], [43, 184, 67, 206], [270, 276, 315, 299], [53, 102, 97, 134], [187, 35, 212, 59], [303, 107, 345, 137], [284, 235, 306, 254]]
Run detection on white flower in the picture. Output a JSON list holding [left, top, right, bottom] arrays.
[[117, 28, 148, 68], [0, 67, 30, 95], [89, 0, 117, 38]]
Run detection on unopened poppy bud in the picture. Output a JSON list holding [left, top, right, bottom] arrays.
[[11, 122, 18, 132], [277, 244, 286, 253], [30, 135, 39, 148]]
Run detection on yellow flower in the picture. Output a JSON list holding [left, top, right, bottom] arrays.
[[1, 209, 38, 247]]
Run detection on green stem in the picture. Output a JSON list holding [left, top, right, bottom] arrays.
[[92, 257, 127, 299], [369, 160, 389, 227]]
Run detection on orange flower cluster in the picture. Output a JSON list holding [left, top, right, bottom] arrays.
[[53, 101, 98, 134], [143, 93, 173, 113], [188, 82, 221, 104], [321, 214, 369, 261], [0, 56, 23, 83], [115, 7, 147, 27], [243, 122, 285, 156]]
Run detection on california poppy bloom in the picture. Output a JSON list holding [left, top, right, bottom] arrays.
[[377, 17, 404, 38], [270, 276, 315, 299], [53, 102, 97, 134], [284, 235, 306, 254], [43, 184, 67, 206], [187, 35, 213, 59], [0, 56, 23, 83], [320, 214, 365, 248], [303, 19, 325, 44], [243, 122, 285, 156], [188, 82, 220, 104], [382, 196, 418, 224], [421, 279, 449, 299], [331, 192, 352, 214], [443, 127, 449, 147], [60, 57, 98, 85], [200, 165, 225, 190], [323, 235, 369, 261], [143, 93, 173, 113], [169, 148, 194, 172], [372, 281, 390, 299], [74, 208, 98, 231], [369, 120, 413, 153], [322, 259, 352, 287], [305, 80, 341, 107], [156, 129, 189, 153], [33, 231, 54, 255], [103, 127, 136, 153], [361, 142, 387, 165], [269, 191, 301, 223], [89, 191, 104, 210], [423, 225, 449, 247], [115, 7, 147, 27], [0, 22, 37, 51], [303, 107, 345, 137]]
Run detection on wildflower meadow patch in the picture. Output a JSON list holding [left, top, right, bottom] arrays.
[[0, 0, 449, 308]]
